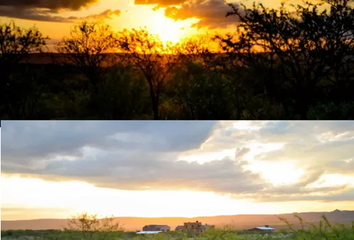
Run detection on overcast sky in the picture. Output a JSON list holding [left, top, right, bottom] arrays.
[[1, 121, 354, 220]]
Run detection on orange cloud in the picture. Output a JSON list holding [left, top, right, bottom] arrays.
[[165, 0, 242, 29], [134, 0, 186, 7]]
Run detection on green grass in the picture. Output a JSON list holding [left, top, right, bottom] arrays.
[[2, 216, 354, 240]]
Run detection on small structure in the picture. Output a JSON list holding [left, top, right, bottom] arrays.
[[142, 225, 171, 232], [136, 231, 162, 234], [176, 221, 215, 232], [248, 225, 275, 232], [175, 225, 184, 231]]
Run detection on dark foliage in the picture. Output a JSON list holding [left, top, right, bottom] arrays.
[[1, 0, 354, 120]]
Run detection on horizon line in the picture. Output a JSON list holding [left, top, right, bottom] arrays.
[[1, 209, 348, 222]]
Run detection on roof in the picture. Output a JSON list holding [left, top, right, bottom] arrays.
[[144, 225, 170, 228], [136, 231, 162, 234], [255, 227, 275, 230]]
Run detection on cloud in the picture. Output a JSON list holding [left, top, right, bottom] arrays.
[[134, 0, 186, 7], [250, 187, 354, 202], [1, 121, 264, 194], [38, 154, 266, 193], [165, 0, 241, 29], [3, 149, 266, 194], [0, 7, 121, 22], [0, 0, 98, 11], [2, 121, 217, 167], [86, 9, 121, 20], [2, 121, 354, 203], [253, 138, 354, 174]]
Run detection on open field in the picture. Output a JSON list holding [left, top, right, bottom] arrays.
[[2, 215, 354, 240], [0, 231, 294, 240]]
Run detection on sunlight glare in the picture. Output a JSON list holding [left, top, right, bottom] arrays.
[[148, 11, 184, 43], [0, 175, 250, 218], [178, 148, 237, 164], [307, 174, 354, 188], [244, 161, 304, 185]]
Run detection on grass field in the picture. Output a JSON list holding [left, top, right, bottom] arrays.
[[2, 216, 354, 240]]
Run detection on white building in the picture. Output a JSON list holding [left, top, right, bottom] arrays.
[[136, 231, 162, 234]]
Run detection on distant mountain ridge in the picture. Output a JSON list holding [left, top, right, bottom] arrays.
[[1, 210, 353, 231]]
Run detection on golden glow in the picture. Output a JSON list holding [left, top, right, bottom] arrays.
[[146, 11, 185, 43], [232, 122, 263, 131], [2, 174, 354, 221], [0, 175, 252, 219], [244, 161, 304, 185], [308, 174, 354, 188], [0, 0, 327, 45], [243, 143, 284, 160], [178, 149, 236, 163]]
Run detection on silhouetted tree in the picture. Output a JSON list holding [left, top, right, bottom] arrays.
[[178, 35, 217, 70], [56, 21, 117, 89], [118, 28, 180, 119], [217, 0, 354, 119], [0, 21, 48, 67], [0, 21, 48, 119], [65, 212, 124, 240]]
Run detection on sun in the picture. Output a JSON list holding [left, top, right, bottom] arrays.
[[148, 11, 185, 43]]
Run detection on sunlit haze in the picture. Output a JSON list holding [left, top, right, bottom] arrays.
[[1, 121, 354, 220], [0, 0, 287, 44]]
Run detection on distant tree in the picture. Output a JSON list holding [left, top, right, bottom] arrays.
[[56, 21, 118, 89], [64, 212, 124, 240], [177, 35, 216, 70], [118, 28, 180, 119]]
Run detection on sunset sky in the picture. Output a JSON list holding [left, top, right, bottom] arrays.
[[1, 121, 354, 220], [0, 0, 303, 44]]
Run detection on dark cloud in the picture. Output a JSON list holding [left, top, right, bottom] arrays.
[[2, 121, 217, 167], [165, 0, 241, 29], [0, 7, 121, 22], [42, 155, 266, 193], [1, 121, 264, 194], [3, 152, 265, 194], [0, 0, 98, 11]]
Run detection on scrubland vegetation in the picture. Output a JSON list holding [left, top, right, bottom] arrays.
[[1, 0, 354, 120], [1, 214, 354, 240]]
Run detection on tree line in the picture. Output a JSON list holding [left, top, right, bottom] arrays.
[[1, 0, 353, 120]]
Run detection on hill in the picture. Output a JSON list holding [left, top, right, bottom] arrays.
[[1, 210, 353, 231]]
